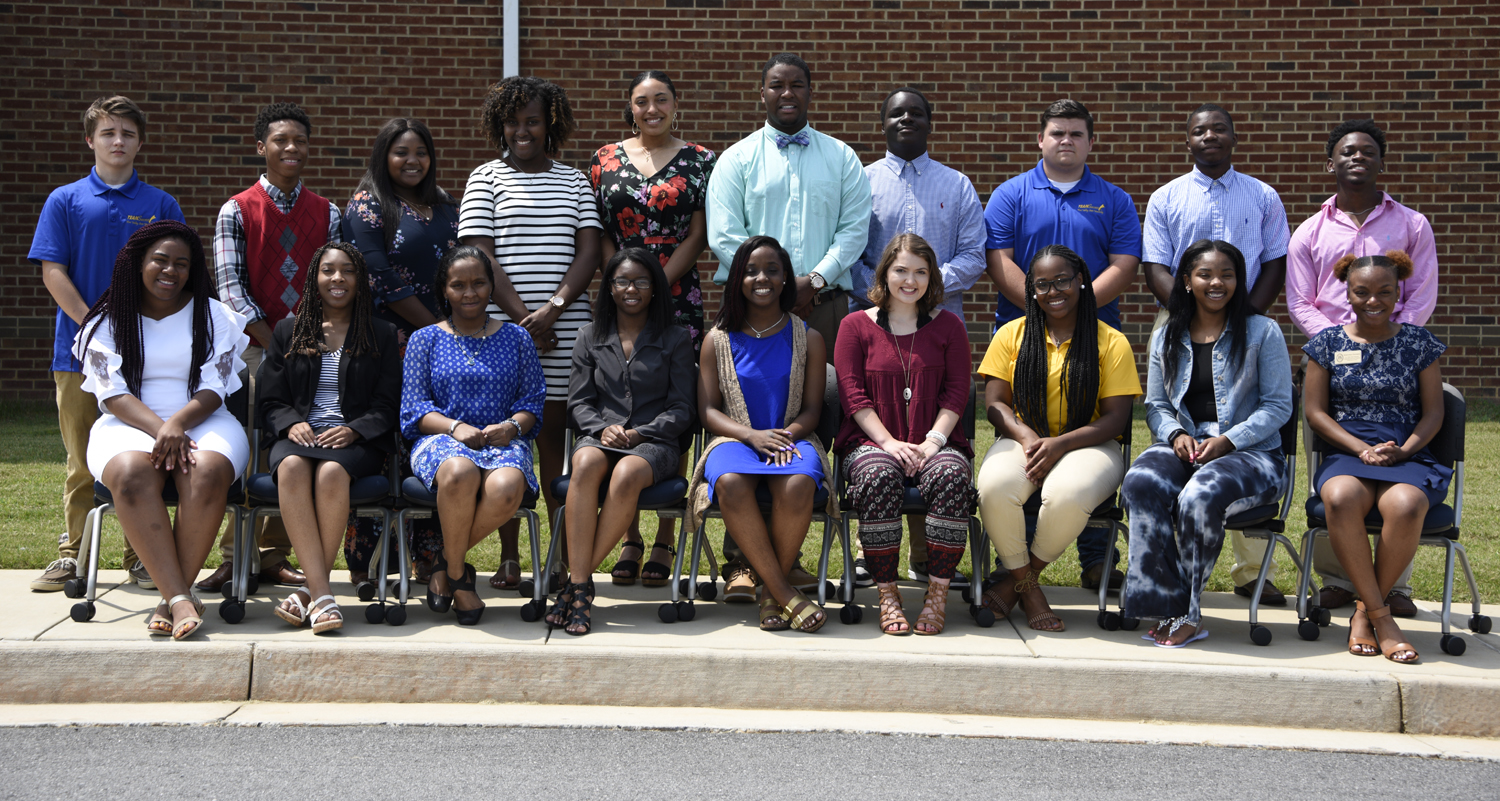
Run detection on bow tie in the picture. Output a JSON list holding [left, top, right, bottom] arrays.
[[774, 132, 811, 149]]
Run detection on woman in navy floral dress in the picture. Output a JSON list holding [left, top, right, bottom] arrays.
[[588, 70, 715, 585], [1304, 251, 1446, 664]]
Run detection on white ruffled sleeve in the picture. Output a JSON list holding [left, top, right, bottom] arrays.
[[73, 317, 130, 410], [199, 300, 251, 401]]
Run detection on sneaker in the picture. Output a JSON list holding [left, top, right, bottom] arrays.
[[30, 557, 78, 592], [128, 560, 156, 590], [852, 557, 874, 588], [906, 560, 970, 591]]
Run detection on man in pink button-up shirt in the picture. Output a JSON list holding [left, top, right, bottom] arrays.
[[1287, 118, 1435, 616], [1286, 119, 1438, 338]]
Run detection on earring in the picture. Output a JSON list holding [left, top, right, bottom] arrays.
[[671, 111, 681, 132]]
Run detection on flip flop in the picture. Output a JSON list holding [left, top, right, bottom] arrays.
[[1143, 620, 1210, 648]]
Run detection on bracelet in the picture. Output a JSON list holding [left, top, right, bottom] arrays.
[[504, 418, 523, 434], [447, 419, 462, 436], [924, 430, 948, 447]]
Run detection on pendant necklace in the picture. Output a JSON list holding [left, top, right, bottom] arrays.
[[449, 316, 490, 365], [748, 312, 785, 338]]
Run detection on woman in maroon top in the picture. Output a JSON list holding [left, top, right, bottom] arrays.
[[834, 234, 975, 635]]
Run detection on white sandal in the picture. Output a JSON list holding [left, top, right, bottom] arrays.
[[274, 590, 311, 627], [169, 593, 203, 640], [308, 594, 343, 635]]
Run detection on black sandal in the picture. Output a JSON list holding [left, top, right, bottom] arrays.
[[641, 543, 676, 588], [612, 540, 645, 586], [427, 555, 453, 613], [565, 580, 594, 636], [546, 581, 575, 628], [450, 563, 484, 627]]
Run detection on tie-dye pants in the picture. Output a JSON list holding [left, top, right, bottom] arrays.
[[1121, 443, 1285, 625]]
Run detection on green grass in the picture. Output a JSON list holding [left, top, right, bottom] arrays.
[[1, 398, 1494, 604]]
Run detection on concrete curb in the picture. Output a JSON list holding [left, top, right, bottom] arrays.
[[0, 642, 251, 704], [1401, 675, 1500, 738]]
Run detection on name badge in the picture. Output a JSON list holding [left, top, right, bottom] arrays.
[[1334, 350, 1362, 365]]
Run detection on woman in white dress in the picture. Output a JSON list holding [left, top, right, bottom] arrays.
[[459, 76, 602, 589], [75, 221, 249, 640]]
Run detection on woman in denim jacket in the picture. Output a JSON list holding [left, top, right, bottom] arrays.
[[1121, 239, 1292, 648]]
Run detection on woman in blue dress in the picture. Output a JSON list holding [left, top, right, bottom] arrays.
[[1304, 250, 1446, 664], [685, 236, 828, 633], [400, 245, 546, 626]]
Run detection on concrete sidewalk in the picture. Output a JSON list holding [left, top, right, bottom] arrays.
[[2, 570, 1496, 738]]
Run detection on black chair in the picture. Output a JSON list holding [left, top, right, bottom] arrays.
[[1296, 383, 1490, 655], [664, 368, 841, 623], [824, 381, 981, 626], [539, 426, 695, 620]]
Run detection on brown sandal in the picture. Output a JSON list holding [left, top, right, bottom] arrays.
[[784, 591, 826, 634], [914, 577, 949, 636], [1347, 601, 1378, 656], [982, 573, 1016, 619], [1014, 567, 1065, 632], [876, 582, 909, 635], [758, 589, 789, 631], [1367, 603, 1419, 664]]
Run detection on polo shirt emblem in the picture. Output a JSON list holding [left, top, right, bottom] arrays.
[[1077, 203, 1105, 214]]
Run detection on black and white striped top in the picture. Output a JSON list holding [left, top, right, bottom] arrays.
[[458, 159, 603, 402], [305, 348, 344, 429]]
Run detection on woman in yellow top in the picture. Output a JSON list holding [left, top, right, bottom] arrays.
[[975, 245, 1141, 632]]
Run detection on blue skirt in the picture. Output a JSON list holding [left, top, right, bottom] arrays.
[[704, 440, 824, 501], [1313, 419, 1452, 507]]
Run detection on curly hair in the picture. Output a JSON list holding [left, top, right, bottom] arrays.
[[1333, 250, 1413, 283], [866, 233, 944, 314], [479, 76, 575, 156], [1326, 118, 1386, 158], [285, 242, 380, 359], [255, 101, 312, 142]]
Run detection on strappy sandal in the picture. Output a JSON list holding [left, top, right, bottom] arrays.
[[308, 594, 343, 635], [564, 581, 594, 636], [147, 602, 174, 636], [641, 543, 676, 588], [169, 593, 203, 640], [274, 589, 312, 628], [1014, 567, 1065, 632], [914, 577, 950, 636], [783, 591, 826, 634], [450, 563, 484, 627], [876, 582, 909, 635], [981, 573, 1016, 620], [546, 582, 576, 628], [1347, 601, 1378, 657], [1367, 603, 1418, 664], [489, 558, 521, 591], [612, 540, 646, 586], [758, 588, 790, 631], [427, 555, 453, 613]]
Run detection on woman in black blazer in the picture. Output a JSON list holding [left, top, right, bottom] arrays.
[[550, 248, 696, 635], [258, 243, 402, 634]]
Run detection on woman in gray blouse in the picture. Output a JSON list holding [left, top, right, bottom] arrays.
[[549, 248, 696, 635]]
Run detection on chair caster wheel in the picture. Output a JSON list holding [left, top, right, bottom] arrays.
[[245, 577, 260, 596], [385, 580, 405, 602], [697, 582, 718, 602], [221, 582, 236, 600], [973, 606, 995, 628], [839, 604, 861, 625], [1298, 619, 1321, 641], [1250, 625, 1273, 646], [547, 573, 564, 595], [1441, 633, 1466, 656], [1120, 617, 1140, 631], [1099, 611, 1120, 631], [517, 578, 535, 599], [70, 602, 94, 622], [677, 578, 692, 597], [63, 579, 84, 599], [822, 580, 837, 600], [218, 600, 245, 624], [658, 603, 678, 623], [519, 600, 541, 622], [1470, 615, 1492, 635], [960, 586, 973, 605], [1313, 606, 1331, 626], [676, 600, 696, 622], [365, 604, 386, 624], [385, 604, 406, 626], [356, 581, 376, 603]]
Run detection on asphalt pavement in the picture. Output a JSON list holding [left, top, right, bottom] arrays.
[[1, 726, 1496, 800]]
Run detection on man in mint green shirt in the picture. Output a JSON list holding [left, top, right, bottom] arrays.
[[707, 52, 872, 360]]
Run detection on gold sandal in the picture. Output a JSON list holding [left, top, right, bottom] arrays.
[[783, 591, 826, 634], [914, 577, 950, 636], [876, 582, 909, 635], [759, 589, 789, 631], [147, 602, 173, 636], [169, 593, 203, 641]]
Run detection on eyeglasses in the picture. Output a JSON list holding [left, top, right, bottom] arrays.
[[1033, 273, 1079, 296], [610, 278, 653, 291]]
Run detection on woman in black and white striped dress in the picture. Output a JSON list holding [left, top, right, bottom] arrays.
[[459, 76, 602, 590], [258, 243, 402, 633]]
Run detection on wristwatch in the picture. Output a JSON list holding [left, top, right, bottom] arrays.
[[548, 295, 567, 309], [808, 272, 827, 291]]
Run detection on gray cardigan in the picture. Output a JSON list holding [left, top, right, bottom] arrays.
[[567, 321, 696, 446]]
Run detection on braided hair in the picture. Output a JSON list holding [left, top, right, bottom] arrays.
[[284, 242, 380, 358], [479, 76, 576, 156], [1011, 245, 1100, 437], [77, 220, 216, 398]]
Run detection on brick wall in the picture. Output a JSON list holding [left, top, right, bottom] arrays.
[[4, 0, 1497, 400]]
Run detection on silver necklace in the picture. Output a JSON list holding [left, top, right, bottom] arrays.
[[448, 315, 490, 365], [747, 312, 785, 339]]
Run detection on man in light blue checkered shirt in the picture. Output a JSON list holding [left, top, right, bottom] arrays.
[[1140, 103, 1292, 608]]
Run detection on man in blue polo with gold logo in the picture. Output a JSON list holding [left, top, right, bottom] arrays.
[[981, 98, 1141, 592]]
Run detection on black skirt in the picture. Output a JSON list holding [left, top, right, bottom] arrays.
[[268, 429, 386, 482]]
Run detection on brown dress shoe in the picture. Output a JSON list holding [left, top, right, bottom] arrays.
[[195, 561, 234, 592], [1234, 581, 1288, 607], [1385, 590, 1418, 618], [1319, 585, 1356, 610], [259, 559, 307, 587]]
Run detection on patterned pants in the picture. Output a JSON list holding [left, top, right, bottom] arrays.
[[1121, 443, 1285, 625], [845, 445, 975, 583]]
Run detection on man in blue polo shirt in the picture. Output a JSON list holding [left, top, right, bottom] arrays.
[[983, 98, 1141, 591], [28, 96, 185, 592]]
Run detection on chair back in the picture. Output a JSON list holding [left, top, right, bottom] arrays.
[[1279, 385, 1301, 459], [817, 364, 841, 445], [961, 380, 977, 441], [1428, 383, 1466, 468]]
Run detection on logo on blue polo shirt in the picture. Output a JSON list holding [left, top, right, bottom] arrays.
[[1077, 203, 1105, 214]]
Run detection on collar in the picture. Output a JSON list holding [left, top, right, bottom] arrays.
[[1190, 164, 1238, 191], [1321, 191, 1393, 217], [1029, 160, 1093, 193], [88, 168, 141, 198], [258, 174, 303, 205], [881, 150, 932, 177], [763, 122, 813, 142], [604, 322, 659, 357]]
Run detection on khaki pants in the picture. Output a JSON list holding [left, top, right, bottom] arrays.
[[1152, 307, 1274, 586], [55, 371, 136, 566], [215, 344, 291, 563], [978, 439, 1125, 571]]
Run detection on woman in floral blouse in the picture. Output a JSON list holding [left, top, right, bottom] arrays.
[[589, 70, 715, 587]]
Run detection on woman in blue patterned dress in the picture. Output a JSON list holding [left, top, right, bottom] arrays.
[[400, 245, 546, 626], [1304, 250, 1447, 664]]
